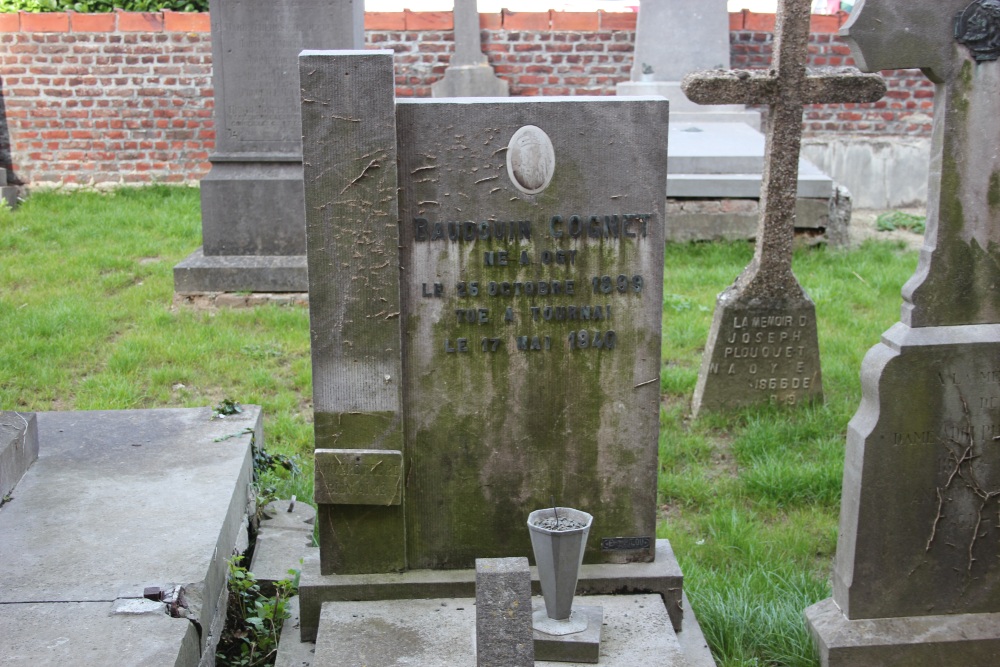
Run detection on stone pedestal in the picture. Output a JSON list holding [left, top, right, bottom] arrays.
[[806, 323, 1000, 665], [432, 0, 508, 98], [174, 0, 363, 294]]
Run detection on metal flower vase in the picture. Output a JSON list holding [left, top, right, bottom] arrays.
[[527, 507, 593, 635]]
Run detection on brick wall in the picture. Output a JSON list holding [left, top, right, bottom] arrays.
[[0, 10, 934, 189]]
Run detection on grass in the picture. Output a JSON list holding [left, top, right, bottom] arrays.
[[0, 187, 920, 666]]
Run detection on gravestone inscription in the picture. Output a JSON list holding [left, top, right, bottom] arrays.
[[805, 2, 1000, 665], [682, 0, 885, 416], [301, 51, 668, 574]]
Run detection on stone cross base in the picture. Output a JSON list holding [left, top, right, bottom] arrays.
[[692, 287, 823, 417], [806, 599, 1000, 666], [431, 64, 509, 98]]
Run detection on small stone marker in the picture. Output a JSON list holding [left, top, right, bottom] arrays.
[[475, 558, 534, 667], [682, 0, 886, 416], [805, 2, 1000, 665], [301, 51, 667, 575], [432, 0, 509, 98]]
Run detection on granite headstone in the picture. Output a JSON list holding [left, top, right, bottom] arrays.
[[301, 51, 668, 575], [174, 0, 363, 293], [682, 0, 885, 417], [432, 0, 509, 98], [805, 2, 1000, 664]]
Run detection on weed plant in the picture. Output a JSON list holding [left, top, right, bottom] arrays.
[[0, 188, 919, 666]]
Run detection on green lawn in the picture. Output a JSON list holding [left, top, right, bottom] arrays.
[[0, 187, 919, 666]]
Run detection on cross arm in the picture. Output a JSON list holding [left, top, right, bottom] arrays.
[[682, 67, 886, 107], [681, 70, 778, 106]]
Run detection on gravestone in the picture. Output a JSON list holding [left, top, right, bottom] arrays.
[[304, 51, 667, 576], [617, 0, 757, 126], [475, 558, 534, 667], [682, 0, 885, 417], [805, 2, 1000, 664], [173, 0, 364, 294], [432, 0, 509, 98]]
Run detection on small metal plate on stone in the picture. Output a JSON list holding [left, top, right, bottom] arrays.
[[506, 125, 555, 195], [314, 449, 403, 506], [601, 536, 652, 552]]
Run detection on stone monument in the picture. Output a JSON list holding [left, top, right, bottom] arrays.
[[805, 2, 1000, 664], [617, 0, 757, 126], [432, 0, 509, 98], [294, 50, 714, 666], [683, 0, 885, 417], [173, 0, 364, 294]]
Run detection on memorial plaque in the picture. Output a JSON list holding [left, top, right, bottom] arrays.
[[314, 449, 403, 506], [397, 97, 667, 569]]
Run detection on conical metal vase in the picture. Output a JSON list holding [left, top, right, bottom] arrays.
[[527, 507, 593, 621]]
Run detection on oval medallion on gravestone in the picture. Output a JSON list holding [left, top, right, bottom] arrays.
[[955, 0, 1000, 62], [506, 125, 555, 195]]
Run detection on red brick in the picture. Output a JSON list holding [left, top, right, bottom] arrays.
[[117, 11, 163, 33], [729, 11, 744, 31], [70, 13, 115, 32], [552, 12, 598, 31], [743, 12, 775, 32], [503, 11, 550, 31], [164, 11, 209, 33], [20, 12, 69, 33], [405, 10, 452, 31], [479, 13, 502, 30], [810, 15, 839, 33], [598, 10, 635, 31], [0, 13, 19, 32], [366, 12, 405, 30]]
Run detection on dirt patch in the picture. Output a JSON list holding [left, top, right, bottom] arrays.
[[849, 208, 925, 251]]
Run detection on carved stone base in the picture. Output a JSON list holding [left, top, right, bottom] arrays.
[[691, 286, 823, 417]]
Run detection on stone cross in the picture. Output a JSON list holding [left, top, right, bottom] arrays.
[[683, 0, 885, 416], [805, 2, 1000, 665], [432, 0, 509, 97]]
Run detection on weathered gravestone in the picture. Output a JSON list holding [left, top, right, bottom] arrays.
[[805, 2, 1000, 664], [173, 0, 363, 294], [295, 51, 723, 667], [682, 0, 885, 417], [304, 51, 667, 575], [432, 0, 509, 98], [617, 0, 757, 126]]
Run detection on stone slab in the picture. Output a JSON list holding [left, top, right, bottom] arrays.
[[250, 501, 315, 596], [677, 592, 716, 667], [0, 411, 37, 499], [666, 198, 836, 243], [299, 538, 683, 642], [532, 604, 602, 663], [313, 595, 683, 667], [173, 247, 309, 293], [805, 597, 1000, 667], [0, 600, 201, 667], [476, 558, 533, 667], [0, 407, 259, 662], [629, 0, 731, 82], [314, 449, 403, 506], [275, 596, 317, 667]]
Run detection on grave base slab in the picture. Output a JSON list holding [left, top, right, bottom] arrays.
[[299, 538, 684, 642], [316, 595, 680, 667], [805, 598, 1000, 667], [0, 407, 260, 666], [173, 247, 309, 293]]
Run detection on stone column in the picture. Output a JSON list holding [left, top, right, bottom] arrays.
[[432, 0, 509, 98]]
